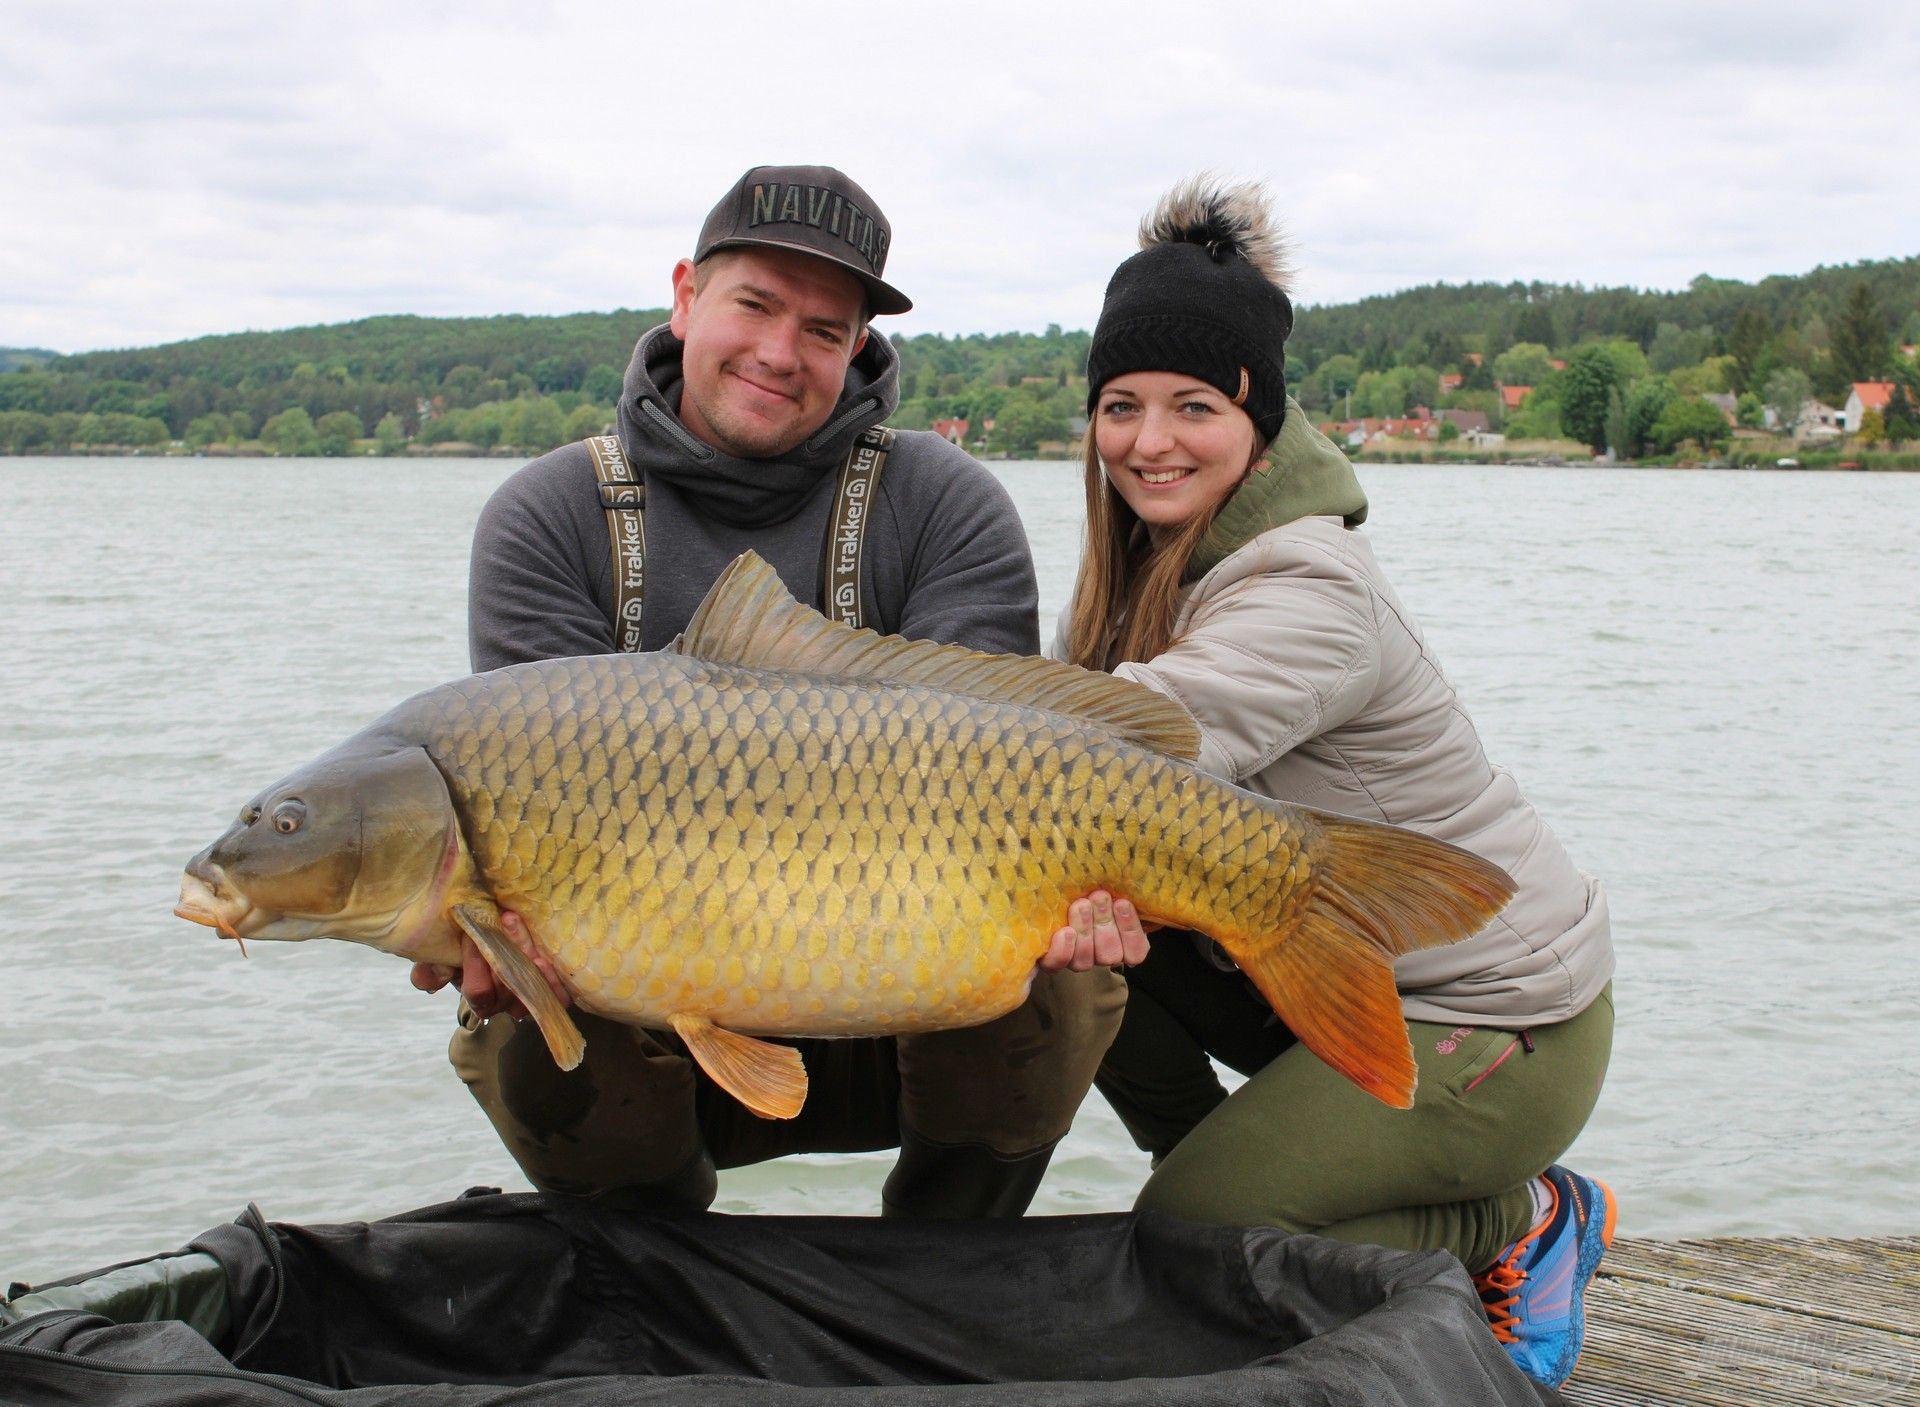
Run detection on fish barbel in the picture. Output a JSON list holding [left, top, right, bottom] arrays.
[[176, 553, 1513, 1114]]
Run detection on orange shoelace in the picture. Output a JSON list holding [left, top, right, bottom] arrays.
[[1474, 1259, 1526, 1343], [1474, 1182, 1558, 1345]]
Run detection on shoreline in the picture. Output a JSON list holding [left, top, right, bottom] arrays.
[[6, 446, 1917, 472]]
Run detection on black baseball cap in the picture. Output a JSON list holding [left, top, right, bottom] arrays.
[[695, 165, 912, 316]]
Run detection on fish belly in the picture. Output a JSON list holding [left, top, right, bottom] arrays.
[[426, 654, 1290, 1039]]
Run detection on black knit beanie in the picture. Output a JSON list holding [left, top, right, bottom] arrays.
[[1085, 179, 1294, 443]]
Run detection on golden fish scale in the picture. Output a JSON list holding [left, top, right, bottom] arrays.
[[415, 654, 1311, 1036]]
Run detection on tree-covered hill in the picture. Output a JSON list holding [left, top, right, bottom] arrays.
[[2, 253, 1915, 456], [0, 347, 57, 373]]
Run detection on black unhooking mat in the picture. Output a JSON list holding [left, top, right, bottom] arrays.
[[0, 1192, 1559, 1405]]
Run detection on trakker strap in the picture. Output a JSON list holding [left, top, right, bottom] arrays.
[[586, 425, 892, 650], [820, 425, 892, 630], [585, 434, 646, 653]]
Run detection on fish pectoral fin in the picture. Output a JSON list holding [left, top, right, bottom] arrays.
[[669, 1013, 807, 1121], [451, 903, 586, 1071]]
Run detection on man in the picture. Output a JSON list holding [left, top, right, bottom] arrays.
[[413, 165, 1132, 1218]]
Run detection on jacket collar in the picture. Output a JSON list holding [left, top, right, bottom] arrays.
[[1189, 396, 1369, 579]]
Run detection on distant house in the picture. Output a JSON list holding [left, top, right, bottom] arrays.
[[1320, 417, 1434, 446], [1842, 382, 1897, 431], [1500, 385, 1532, 412], [1784, 400, 1844, 443], [1438, 373, 1464, 393], [931, 417, 970, 444], [1464, 352, 1485, 367], [1438, 409, 1491, 435], [1900, 344, 1918, 360], [1550, 359, 1567, 372], [1702, 392, 1739, 427], [1464, 429, 1507, 451]]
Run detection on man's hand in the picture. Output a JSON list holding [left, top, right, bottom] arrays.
[[1040, 890, 1152, 973], [407, 910, 571, 1019]]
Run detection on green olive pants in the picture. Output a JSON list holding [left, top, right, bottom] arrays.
[[1095, 932, 1612, 1273], [450, 965, 1126, 1218]]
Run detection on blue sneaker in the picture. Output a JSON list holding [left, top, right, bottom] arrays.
[[1474, 1165, 1618, 1387]]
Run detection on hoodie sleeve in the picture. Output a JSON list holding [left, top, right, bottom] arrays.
[[468, 446, 617, 672], [888, 441, 1040, 656], [1112, 536, 1380, 784]]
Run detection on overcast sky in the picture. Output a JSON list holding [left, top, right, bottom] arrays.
[[5, 1, 1916, 354]]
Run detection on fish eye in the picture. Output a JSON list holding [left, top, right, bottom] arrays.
[[271, 800, 307, 835]]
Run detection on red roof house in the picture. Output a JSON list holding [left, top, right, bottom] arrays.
[[1500, 385, 1533, 411]]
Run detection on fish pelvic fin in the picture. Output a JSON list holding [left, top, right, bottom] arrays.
[[669, 1013, 808, 1120], [1220, 815, 1515, 1109], [677, 552, 1201, 761], [452, 902, 586, 1070]]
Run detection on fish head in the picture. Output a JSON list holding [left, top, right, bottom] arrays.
[[176, 744, 470, 964]]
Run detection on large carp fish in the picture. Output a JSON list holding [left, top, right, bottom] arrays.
[[177, 552, 1513, 1114]]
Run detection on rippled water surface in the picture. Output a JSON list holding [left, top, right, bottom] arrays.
[[4, 456, 1916, 1281]]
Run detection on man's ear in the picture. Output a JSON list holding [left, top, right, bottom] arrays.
[[669, 258, 699, 339], [850, 327, 869, 360]]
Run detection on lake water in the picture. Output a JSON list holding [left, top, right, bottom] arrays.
[[3, 456, 1916, 1284]]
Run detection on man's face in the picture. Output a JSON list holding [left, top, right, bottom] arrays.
[[669, 246, 870, 459]]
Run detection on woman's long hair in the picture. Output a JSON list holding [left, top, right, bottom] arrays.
[[1062, 432, 1242, 670], [1065, 174, 1289, 671]]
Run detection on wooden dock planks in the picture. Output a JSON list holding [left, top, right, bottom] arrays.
[[1564, 1235, 1919, 1406]]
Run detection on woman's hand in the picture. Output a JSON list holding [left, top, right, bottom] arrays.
[[407, 909, 571, 1019], [1041, 890, 1153, 972]]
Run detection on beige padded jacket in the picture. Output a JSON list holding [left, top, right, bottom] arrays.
[[1055, 513, 1614, 1029]]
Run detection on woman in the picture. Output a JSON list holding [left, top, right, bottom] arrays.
[[1043, 177, 1616, 1390]]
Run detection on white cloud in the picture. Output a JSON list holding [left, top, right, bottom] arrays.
[[4, 0, 1916, 351]]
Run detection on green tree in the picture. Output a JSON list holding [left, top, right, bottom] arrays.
[[1761, 367, 1813, 434], [1647, 323, 1711, 374], [1670, 356, 1735, 395], [1885, 383, 1920, 443], [1623, 376, 1677, 457], [565, 403, 610, 439], [1830, 283, 1889, 384], [1650, 397, 1732, 453], [1559, 347, 1621, 452], [316, 410, 363, 456], [1603, 387, 1630, 460], [1492, 342, 1555, 388], [515, 397, 568, 453], [1513, 301, 1555, 348], [264, 407, 321, 455], [1855, 407, 1886, 444], [1727, 308, 1771, 393], [1735, 392, 1765, 429], [374, 412, 407, 455], [184, 413, 232, 448], [991, 391, 1067, 453], [1505, 391, 1564, 441]]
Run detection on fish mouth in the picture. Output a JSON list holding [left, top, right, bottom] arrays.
[[175, 870, 257, 947]]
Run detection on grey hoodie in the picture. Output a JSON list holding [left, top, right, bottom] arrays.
[[469, 325, 1039, 670]]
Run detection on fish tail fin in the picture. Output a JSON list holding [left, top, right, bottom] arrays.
[[1218, 812, 1514, 1109]]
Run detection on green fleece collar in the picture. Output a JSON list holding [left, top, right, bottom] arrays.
[[1188, 396, 1368, 580]]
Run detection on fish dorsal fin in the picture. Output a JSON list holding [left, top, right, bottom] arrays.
[[677, 552, 1201, 762]]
